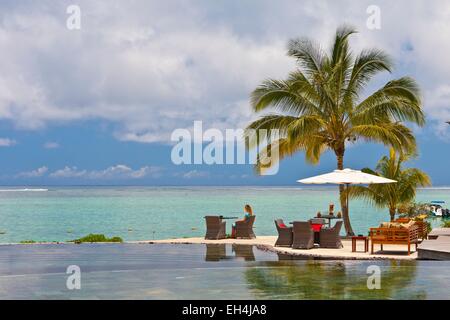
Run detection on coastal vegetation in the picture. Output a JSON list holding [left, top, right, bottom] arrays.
[[397, 202, 430, 217], [246, 25, 425, 235], [350, 149, 431, 221], [20, 240, 36, 244], [71, 234, 123, 244]]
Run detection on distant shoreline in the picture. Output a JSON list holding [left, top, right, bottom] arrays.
[[0, 185, 450, 189]]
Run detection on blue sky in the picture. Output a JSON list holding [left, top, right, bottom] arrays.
[[0, 0, 449, 186]]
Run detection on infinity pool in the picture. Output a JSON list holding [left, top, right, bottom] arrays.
[[0, 244, 448, 299]]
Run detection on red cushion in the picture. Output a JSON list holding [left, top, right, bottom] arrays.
[[279, 223, 287, 228], [311, 223, 322, 232]]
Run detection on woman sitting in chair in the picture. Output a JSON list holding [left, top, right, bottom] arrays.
[[231, 204, 253, 238]]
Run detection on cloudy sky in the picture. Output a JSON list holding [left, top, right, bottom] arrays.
[[0, 0, 449, 185]]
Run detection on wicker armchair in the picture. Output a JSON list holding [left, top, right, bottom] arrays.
[[235, 215, 256, 239], [292, 221, 314, 249], [274, 219, 293, 247], [204, 216, 226, 240], [319, 221, 343, 248]]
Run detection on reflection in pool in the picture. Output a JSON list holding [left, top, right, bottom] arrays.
[[0, 243, 448, 299], [245, 260, 427, 299], [205, 244, 255, 261]]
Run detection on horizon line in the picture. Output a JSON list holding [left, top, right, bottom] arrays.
[[0, 184, 449, 189]]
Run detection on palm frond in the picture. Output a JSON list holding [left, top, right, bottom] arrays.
[[287, 38, 326, 76], [252, 138, 303, 174], [350, 122, 417, 154], [244, 114, 296, 150], [345, 49, 392, 100], [329, 25, 356, 106], [349, 185, 386, 208], [286, 115, 326, 140], [353, 77, 425, 126], [250, 78, 322, 116], [331, 25, 357, 66]]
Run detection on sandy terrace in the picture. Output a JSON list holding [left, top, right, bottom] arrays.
[[133, 236, 418, 260]]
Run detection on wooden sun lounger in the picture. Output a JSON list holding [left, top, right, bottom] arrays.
[[394, 218, 428, 240], [370, 225, 420, 255]]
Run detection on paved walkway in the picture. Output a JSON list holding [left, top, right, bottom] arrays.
[[418, 228, 450, 260], [136, 236, 418, 260], [428, 228, 450, 239]]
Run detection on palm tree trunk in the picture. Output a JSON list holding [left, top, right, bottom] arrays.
[[336, 152, 355, 236], [389, 207, 396, 221]]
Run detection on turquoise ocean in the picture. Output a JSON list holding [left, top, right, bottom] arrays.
[[0, 186, 448, 243]]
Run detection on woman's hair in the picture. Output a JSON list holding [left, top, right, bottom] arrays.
[[244, 204, 253, 215]]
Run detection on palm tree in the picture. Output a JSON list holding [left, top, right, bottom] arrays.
[[245, 25, 425, 235], [350, 148, 431, 221]]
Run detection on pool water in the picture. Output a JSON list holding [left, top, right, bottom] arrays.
[[0, 243, 448, 300]]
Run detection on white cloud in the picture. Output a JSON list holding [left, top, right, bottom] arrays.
[[16, 166, 48, 178], [43, 141, 59, 149], [0, 138, 16, 147], [0, 0, 449, 142], [115, 132, 167, 144], [0, 1, 292, 142], [87, 164, 162, 179], [182, 170, 209, 179], [49, 164, 162, 179], [128, 166, 162, 179], [49, 166, 87, 178]]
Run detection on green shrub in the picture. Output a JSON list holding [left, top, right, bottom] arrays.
[[398, 202, 430, 218], [442, 220, 450, 228], [71, 234, 123, 244], [20, 240, 36, 244], [425, 221, 432, 233]]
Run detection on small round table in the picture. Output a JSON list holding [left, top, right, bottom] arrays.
[[351, 236, 369, 253]]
